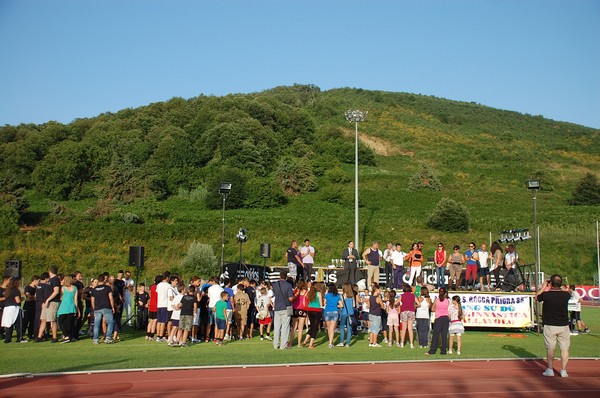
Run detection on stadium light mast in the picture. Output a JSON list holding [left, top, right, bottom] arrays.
[[345, 110, 368, 252], [526, 179, 541, 334], [219, 182, 232, 273]]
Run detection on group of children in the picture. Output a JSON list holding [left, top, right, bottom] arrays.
[[358, 281, 466, 355], [138, 275, 276, 347]]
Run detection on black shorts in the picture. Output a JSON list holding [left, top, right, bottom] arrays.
[[570, 311, 581, 322], [167, 311, 173, 322], [478, 268, 489, 277], [247, 308, 257, 326], [157, 308, 168, 323], [149, 311, 157, 320]]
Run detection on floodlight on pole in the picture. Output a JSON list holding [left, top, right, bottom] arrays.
[[345, 109, 368, 251], [220, 182, 232, 273], [526, 179, 541, 334]]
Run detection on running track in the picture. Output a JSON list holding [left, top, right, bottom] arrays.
[[1, 359, 599, 398]]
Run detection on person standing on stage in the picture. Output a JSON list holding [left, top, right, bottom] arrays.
[[504, 244, 519, 276], [434, 243, 447, 290], [464, 243, 479, 290], [383, 242, 395, 288], [477, 244, 491, 291], [537, 274, 571, 377], [363, 241, 382, 290], [300, 239, 315, 282], [489, 242, 504, 290], [447, 245, 465, 291], [405, 242, 424, 286], [286, 240, 304, 282], [343, 241, 359, 285], [390, 243, 406, 289]]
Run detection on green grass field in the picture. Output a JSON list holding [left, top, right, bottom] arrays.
[[1, 306, 598, 375]]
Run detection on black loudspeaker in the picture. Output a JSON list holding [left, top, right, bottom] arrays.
[[129, 246, 144, 268], [502, 273, 517, 292], [260, 243, 271, 259], [5, 260, 22, 278]]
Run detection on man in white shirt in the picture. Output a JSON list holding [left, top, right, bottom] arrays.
[[123, 270, 135, 326], [390, 243, 406, 289], [207, 277, 224, 338], [300, 239, 315, 282], [155, 274, 170, 342], [383, 242, 395, 289], [477, 244, 490, 291]]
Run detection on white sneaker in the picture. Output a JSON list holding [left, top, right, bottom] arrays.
[[372, 343, 382, 347], [265, 335, 272, 341], [456, 350, 460, 355], [368, 343, 374, 347], [448, 349, 453, 354], [382, 338, 388, 344], [560, 369, 568, 378], [542, 368, 554, 377], [410, 343, 414, 349], [336, 343, 345, 347]]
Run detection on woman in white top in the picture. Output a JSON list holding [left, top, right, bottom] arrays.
[[415, 286, 432, 348]]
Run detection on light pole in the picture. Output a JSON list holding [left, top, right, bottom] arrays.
[[526, 179, 541, 334], [345, 110, 368, 251], [219, 182, 232, 274]]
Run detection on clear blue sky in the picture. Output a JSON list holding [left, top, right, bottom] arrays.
[[1, 0, 599, 128]]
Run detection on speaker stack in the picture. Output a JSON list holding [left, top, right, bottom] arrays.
[[129, 246, 144, 268], [260, 243, 271, 259], [5, 260, 22, 278]]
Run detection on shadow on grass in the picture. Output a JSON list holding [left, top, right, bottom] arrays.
[[501, 344, 536, 358]]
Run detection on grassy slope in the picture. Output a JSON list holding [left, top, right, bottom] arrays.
[[1, 88, 599, 283], [1, 306, 599, 375]]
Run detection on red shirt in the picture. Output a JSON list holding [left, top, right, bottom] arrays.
[[149, 284, 158, 312], [400, 292, 416, 312]]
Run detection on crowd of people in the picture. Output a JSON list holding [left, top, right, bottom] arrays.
[[288, 238, 530, 293], [0, 246, 591, 380]]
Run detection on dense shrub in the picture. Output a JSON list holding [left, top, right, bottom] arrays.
[[244, 177, 287, 209], [325, 166, 351, 184], [426, 198, 470, 232], [568, 173, 600, 205], [181, 240, 219, 278], [0, 205, 19, 236]]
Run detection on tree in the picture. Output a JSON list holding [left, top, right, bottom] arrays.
[[568, 173, 600, 205], [204, 167, 247, 210], [181, 241, 219, 278], [0, 174, 29, 215], [408, 164, 442, 192], [277, 156, 317, 195], [32, 140, 90, 200], [101, 152, 145, 203], [426, 198, 470, 232]]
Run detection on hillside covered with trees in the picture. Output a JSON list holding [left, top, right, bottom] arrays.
[[1, 85, 599, 283]]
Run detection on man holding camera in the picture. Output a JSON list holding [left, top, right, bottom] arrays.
[[536, 274, 571, 377]]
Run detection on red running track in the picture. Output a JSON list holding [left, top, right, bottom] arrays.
[[1, 359, 599, 398]]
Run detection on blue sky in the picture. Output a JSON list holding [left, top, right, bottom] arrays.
[[0, 0, 598, 128]]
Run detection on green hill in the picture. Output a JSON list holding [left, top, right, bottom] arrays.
[[1, 85, 599, 283]]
